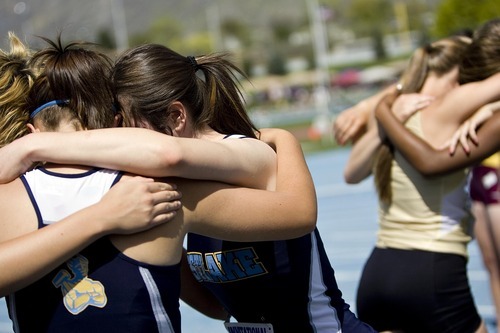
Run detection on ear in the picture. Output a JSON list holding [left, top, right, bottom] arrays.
[[167, 101, 188, 136], [113, 113, 123, 127], [26, 123, 40, 133]]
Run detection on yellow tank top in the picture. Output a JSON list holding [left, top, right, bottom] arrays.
[[376, 112, 473, 257]]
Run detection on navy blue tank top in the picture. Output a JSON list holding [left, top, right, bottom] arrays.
[[187, 228, 345, 332], [7, 167, 181, 333]]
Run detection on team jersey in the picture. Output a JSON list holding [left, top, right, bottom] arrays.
[[187, 228, 344, 333], [377, 112, 473, 257], [7, 167, 181, 333]]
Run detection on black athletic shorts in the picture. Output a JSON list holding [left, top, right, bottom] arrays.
[[356, 247, 481, 333]]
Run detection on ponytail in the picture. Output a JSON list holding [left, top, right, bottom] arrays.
[[194, 53, 257, 138], [113, 44, 258, 138]]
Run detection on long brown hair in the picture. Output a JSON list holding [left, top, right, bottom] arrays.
[[374, 36, 470, 204], [112, 44, 258, 138], [0, 32, 36, 147], [28, 35, 115, 131], [459, 18, 500, 84]]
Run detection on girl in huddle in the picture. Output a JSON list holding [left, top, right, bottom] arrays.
[[0, 42, 373, 332], [0, 36, 317, 333]]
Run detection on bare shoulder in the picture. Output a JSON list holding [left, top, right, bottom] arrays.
[[222, 134, 277, 157], [0, 178, 37, 241], [0, 178, 29, 204]]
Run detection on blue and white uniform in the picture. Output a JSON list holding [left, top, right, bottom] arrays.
[[7, 167, 181, 333], [187, 228, 375, 333]]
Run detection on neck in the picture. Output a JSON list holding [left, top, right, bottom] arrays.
[[191, 126, 222, 140], [420, 69, 458, 98]]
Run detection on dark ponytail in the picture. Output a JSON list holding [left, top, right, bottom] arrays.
[[113, 44, 258, 138]]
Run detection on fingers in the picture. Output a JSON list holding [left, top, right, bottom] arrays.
[[150, 210, 178, 225], [150, 185, 182, 204], [448, 130, 460, 155], [448, 122, 472, 155], [126, 176, 154, 183], [153, 200, 182, 216], [333, 116, 353, 145], [414, 97, 433, 110], [469, 126, 479, 145], [150, 201, 182, 226], [334, 116, 364, 145], [152, 181, 178, 192], [394, 94, 434, 121], [459, 121, 475, 154]]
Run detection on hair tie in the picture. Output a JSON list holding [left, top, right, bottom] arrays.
[[30, 99, 69, 119], [187, 56, 199, 71]]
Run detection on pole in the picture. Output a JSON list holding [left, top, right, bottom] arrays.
[[110, 0, 129, 53], [306, 0, 331, 115]]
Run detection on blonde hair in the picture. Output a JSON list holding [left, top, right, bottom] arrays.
[[0, 32, 36, 148], [374, 36, 471, 204]]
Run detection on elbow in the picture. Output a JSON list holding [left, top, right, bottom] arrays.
[[409, 161, 443, 177], [344, 171, 361, 184], [156, 143, 184, 173], [300, 213, 317, 235], [304, 214, 317, 234], [344, 177, 358, 185], [297, 199, 318, 235], [419, 169, 438, 177], [419, 167, 444, 178]]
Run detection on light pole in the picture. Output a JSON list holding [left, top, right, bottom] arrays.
[[306, 0, 331, 115], [206, 3, 222, 52], [110, 0, 128, 53]]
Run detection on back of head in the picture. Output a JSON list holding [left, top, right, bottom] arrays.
[[399, 36, 471, 93], [0, 32, 36, 147], [112, 43, 257, 138], [459, 18, 500, 84], [375, 35, 470, 204], [28, 36, 115, 131]]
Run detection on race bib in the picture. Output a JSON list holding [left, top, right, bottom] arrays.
[[224, 322, 274, 333]]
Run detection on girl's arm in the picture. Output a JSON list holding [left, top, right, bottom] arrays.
[[343, 92, 432, 184], [179, 249, 228, 320], [179, 129, 316, 316], [375, 94, 500, 176], [185, 128, 317, 240], [343, 117, 383, 184], [430, 71, 500, 129], [0, 128, 276, 189], [333, 85, 396, 145], [0, 177, 181, 296], [446, 100, 500, 154]]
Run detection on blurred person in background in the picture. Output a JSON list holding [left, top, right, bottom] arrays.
[[343, 33, 493, 332]]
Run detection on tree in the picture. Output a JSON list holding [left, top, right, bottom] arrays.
[[345, 0, 394, 60], [433, 0, 500, 37], [220, 18, 252, 48], [129, 16, 182, 47], [96, 29, 115, 50]]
